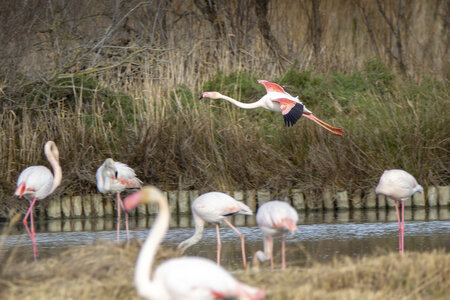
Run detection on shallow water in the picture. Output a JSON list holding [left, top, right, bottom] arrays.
[[1, 208, 449, 267]]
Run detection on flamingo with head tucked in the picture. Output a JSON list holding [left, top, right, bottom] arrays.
[[177, 192, 252, 269], [124, 186, 265, 300], [96, 158, 142, 242], [254, 200, 298, 271], [200, 80, 344, 136], [375, 169, 423, 254], [14, 141, 62, 260]]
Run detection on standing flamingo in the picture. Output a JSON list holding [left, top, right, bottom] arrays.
[[123, 186, 265, 300], [200, 79, 344, 136], [375, 169, 423, 254], [96, 158, 142, 242], [177, 192, 252, 269], [254, 201, 298, 271], [14, 141, 62, 260]]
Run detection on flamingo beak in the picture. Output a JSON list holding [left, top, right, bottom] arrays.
[[14, 183, 26, 198], [124, 191, 142, 211]]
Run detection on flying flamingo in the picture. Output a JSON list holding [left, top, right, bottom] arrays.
[[123, 186, 265, 300], [254, 200, 298, 271], [177, 192, 252, 269], [96, 158, 142, 242], [14, 141, 62, 260], [200, 79, 344, 136], [375, 169, 423, 254]]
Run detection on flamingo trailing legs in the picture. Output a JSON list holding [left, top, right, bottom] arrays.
[[14, 141, 62, 260], [177, 192, 253, 269], [123, 186, 265, 300], [96, 158, 142, 242], [200, 79, 344, 136], [376, 169, 423, 254]]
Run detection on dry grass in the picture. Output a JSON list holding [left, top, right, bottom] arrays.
[[0, 241, 448, 299]]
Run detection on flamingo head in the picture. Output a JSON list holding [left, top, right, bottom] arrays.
[[199, 92, 220, 99], [14, 182, 26, 198], [123, 186, 165, 211]]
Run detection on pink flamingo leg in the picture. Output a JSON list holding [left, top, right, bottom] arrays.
[[116, 193, 130, 241], [223, 219, 247, 269], [269, 236, 274, 272], [281, 235, 286, 270], [394, 201, 402, 254], [216, 223, 222, 265], [22, 197, 38, 260], [116, 193, 121, 242], [401, 200, 405, 254]]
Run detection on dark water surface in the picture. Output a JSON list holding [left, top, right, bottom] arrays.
[[1, 208, 449, 267]]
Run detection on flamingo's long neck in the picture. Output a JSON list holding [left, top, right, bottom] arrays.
[[217, 93, 262, 110], [178, 211, 205, 253], [134, 192, 170, 296], [45, 142, 62, 194]]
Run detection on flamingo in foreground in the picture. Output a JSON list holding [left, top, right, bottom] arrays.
[[96, 158, 142, 241], [177, 192, 253, 269], [375, 169, 423, 254], [254, 201, 298, 271], [14, 141, 62, 260], [124, 186, 265, 300], [200, 79, 344, 136]]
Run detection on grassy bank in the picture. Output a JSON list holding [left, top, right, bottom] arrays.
[[1, 241, 448, 299], [1, 65, 448, 197]]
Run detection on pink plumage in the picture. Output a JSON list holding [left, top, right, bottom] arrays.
[[177, 192, 253, 269], [96, 158, 142, 242], [14, 141, 62, 260], [200, 79, 343, 135], [124, 186, 265, 300], [255, 200, 298, 271], [376, 169, 423, 254]]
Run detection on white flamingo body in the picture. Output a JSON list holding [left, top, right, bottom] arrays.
[[375, 169, 423, 201], [96, 159, 141, 194], [16, 166, 55, 200], [96, 158, 142, 241], [200, 80, 343, 136], [14, 141, 62, 259], [123, 186, 265, 300], [375, 169, 423, 254], [178, 192, 252, 268], [150, 257, 258, 300], [255, 200, 298, 271], [191, 192, 252, 223]]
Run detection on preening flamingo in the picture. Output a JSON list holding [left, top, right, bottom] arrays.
[[200, 79, 344, 136], [123, 186, 265, 300], [254, 200, 298, 271], [375, 169, 423, 254], [14, 141, 62, 260], [96, 158, 142, 242], [177, 192, 252, 269]]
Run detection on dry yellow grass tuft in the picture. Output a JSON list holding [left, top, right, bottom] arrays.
[[238, 251, 450, 299], [1, 242, 448, 300], [0, 241, 176, 300]]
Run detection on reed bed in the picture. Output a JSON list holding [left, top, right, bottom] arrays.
[[1, 241, 448, 299], [0, 0, 449, 215]]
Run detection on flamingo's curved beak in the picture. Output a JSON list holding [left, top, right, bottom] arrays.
[[14, 183, 26, 198]]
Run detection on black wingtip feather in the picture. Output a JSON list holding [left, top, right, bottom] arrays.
[[283, 103, 304, 127]]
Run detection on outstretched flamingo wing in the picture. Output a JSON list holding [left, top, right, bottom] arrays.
[[258, 80, 290, 95], [272, 98, 304, 127]]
